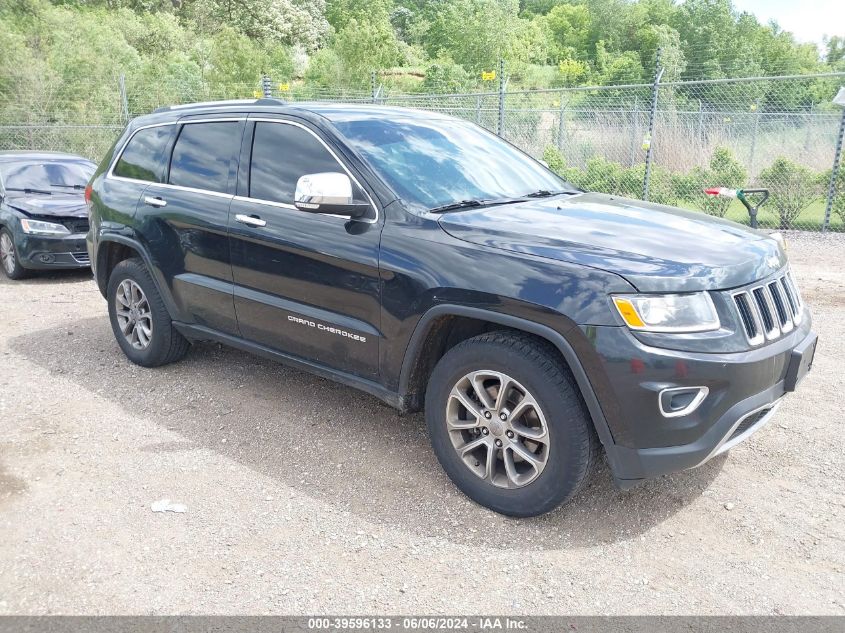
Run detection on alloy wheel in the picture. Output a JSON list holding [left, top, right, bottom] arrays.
[[446, 370, 550, 488], [115, 279, 153, 350], [0, 233, 15, 275]]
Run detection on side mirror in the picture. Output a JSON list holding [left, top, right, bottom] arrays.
[[294, 172, 370, 218]]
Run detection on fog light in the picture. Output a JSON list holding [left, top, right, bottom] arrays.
[[659, 386, 709, 418], [38, 253, 55, 264]]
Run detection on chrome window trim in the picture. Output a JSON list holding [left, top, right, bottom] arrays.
[[105, 118, 245, 188], [105, 116, 380, 224], [246, 117, 379, 225], [143, 183, 234, 200], [232, 195, 296, 211]]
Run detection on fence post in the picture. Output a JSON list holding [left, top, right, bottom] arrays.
[[629, 95, 639, 167], [261, 75, 272, 98], [822, 105, 845, 232], [497, 59, 506, 137], [642, 47, 663, 201], [557, 97, 565, 151], [696, 99, 704, 153], [475, 95, 482, 124], [371, 71, 378, 103], [748, 98, 761, 178], [118, 73, 129, 124]]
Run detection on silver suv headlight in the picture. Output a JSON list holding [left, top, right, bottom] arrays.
[[612, 293, 720, 333], [20, 218, 70, 236]]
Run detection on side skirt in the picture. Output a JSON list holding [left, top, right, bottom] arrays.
[[173, 322, 403, 409]]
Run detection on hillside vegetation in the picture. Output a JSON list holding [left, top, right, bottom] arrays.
[[1, 0, 844, 114]]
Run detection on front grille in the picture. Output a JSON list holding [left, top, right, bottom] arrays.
[[63, 219, 90, 234], [71, 251, 90, 264], [728, 407, 772, 442], [732, 270, 802, 346]]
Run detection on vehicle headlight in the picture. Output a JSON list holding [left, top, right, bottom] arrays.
[[612, 293, 720, 333], [19, 219, 70, 236]]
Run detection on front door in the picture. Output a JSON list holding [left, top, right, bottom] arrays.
[[228, 119, 382, 378]]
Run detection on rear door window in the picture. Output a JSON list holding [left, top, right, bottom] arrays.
[[249, 121, 359, 205], [113, 125, 173, 182], [168, 122, 240, 194]]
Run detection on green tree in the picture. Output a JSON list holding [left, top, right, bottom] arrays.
[[758, 158, 820, 229], [333, 17, 404, 86], [692, 147, 747, 217], [543, 3, 591, 64]]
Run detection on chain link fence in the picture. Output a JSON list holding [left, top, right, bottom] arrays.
[[2, 68, 844, 232]]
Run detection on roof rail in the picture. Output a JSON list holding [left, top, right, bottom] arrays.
[[152, 98, 287, 114], [254, 98, 288, 106]]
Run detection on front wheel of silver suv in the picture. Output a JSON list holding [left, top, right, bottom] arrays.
[[425, 331, 599, 517], [107, 257, 190, 367]]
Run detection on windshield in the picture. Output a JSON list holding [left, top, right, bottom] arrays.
[[0, 159, 95, 194], [332, 117, 575, 211]]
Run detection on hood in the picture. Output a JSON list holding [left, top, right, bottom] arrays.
[[437, 192, 786, 292], [7, 193, 87, 219]]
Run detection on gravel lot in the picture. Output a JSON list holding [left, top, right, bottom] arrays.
[[0, 232, 843, 615]]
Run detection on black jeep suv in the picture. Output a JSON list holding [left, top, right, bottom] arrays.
[[86, 99, 817, 516]]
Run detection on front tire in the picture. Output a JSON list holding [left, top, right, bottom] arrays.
[[425, 332, 598, 517], [107, 257, 190, 367], [0, 228, 30, 280]]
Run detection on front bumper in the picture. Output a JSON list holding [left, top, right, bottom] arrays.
[[583, 316, 816, 485], [15, 232, 90, 269]]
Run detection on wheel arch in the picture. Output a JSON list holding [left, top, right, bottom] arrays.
[[95, 235, 180, 319], [398, 305, 617, 456]]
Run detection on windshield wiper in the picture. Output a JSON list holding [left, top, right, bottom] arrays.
[[50, 183, 86, 190], [5, 187, 52, 195], [524, 189, 578, 198], [428, 197, 527, 214]]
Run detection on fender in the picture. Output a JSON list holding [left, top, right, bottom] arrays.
[[94, 231, 182, 321], [398, 304, 626, 477]]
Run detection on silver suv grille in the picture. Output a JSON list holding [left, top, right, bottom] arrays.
[[731, 271, 802, 346]]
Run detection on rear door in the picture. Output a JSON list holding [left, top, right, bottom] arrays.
[[102, 122, 176, 240], [137, 117, 245, 334], [227, 117, 383, 378]]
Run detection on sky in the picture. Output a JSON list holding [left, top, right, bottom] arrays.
[[731, 0, 844, 47]]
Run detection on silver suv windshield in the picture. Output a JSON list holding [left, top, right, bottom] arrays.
[[1, 159, 95, 195], [332, 117, 576, 212]]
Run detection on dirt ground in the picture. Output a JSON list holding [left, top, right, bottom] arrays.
[[0, 231, 843, 615]]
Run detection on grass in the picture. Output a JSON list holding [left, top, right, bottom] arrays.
[[678, 198, 843, 232]]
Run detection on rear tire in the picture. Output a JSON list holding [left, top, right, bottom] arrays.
[[0, 228, 30, 280], [107, 257, 190, 367], [425, 331, 598, 517]]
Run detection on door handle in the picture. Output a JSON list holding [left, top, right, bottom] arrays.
[[235, 213, 267, 227], [144, 196, 167, 208]]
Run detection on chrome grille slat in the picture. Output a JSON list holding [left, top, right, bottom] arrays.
[[732, 268, 802, 346], [780, 276, 798, 316], [768, 281, 793, 333], [752, 286, 778, 338]]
